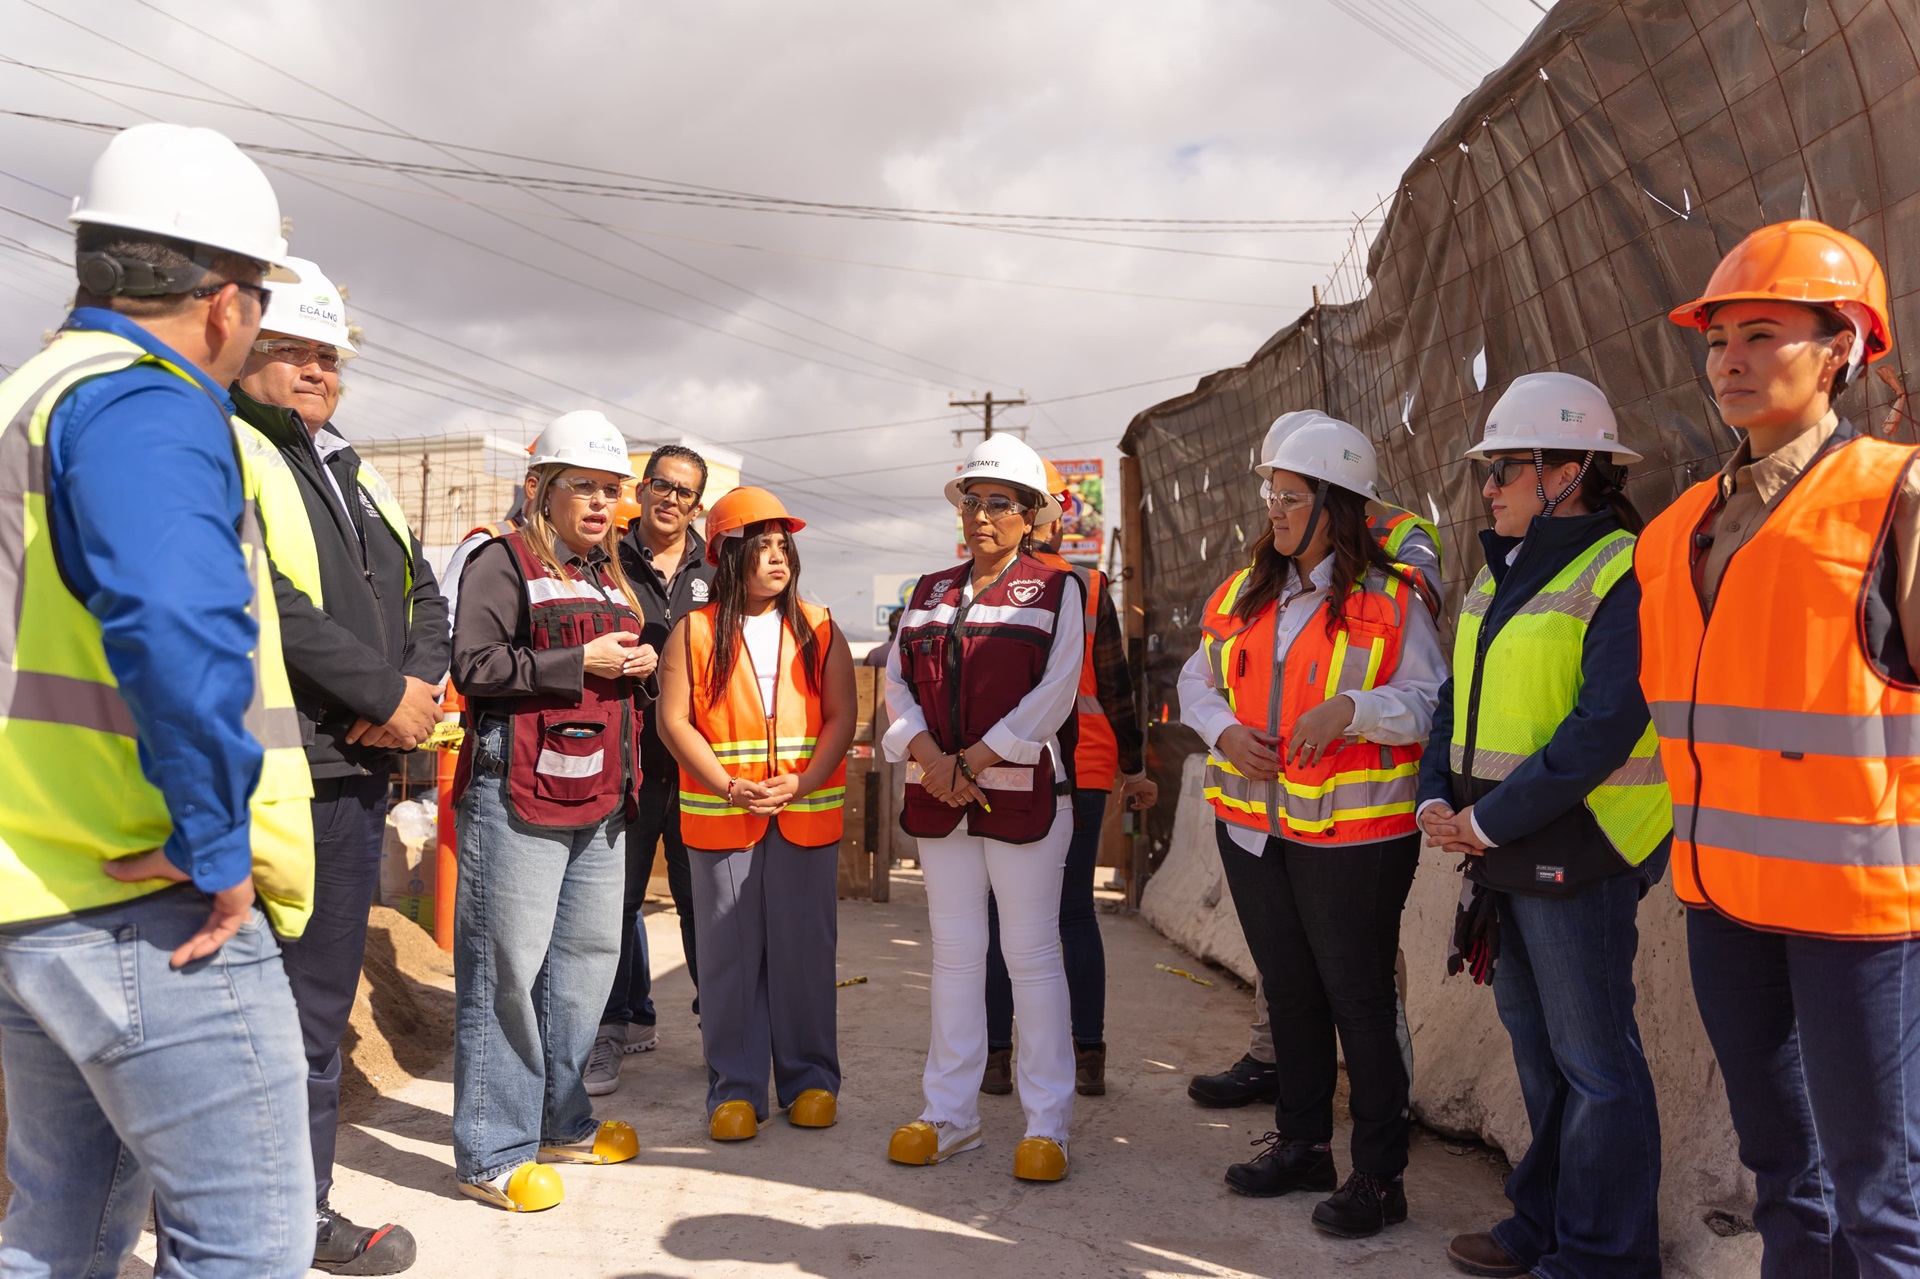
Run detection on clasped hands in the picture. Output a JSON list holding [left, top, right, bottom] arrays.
[[1417, 801, 1491, 857], [724, 773, 805, 816], [1215, 694, 1359, 779], [910, 733, 994, 809]]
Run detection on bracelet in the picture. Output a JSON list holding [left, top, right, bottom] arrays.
[[955, 753, 978, 785]]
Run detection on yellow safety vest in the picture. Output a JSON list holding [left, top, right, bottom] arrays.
[[1451, 528, 1669, 866], [0, 330, 315, 935], [233, 419, 416, 614]]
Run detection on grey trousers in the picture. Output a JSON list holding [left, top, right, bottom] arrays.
[[689, 825, 841, 1119]]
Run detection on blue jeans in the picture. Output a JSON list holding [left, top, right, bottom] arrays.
[[1689, 906, 1920, 1279], [986, 788, 1108, 1049], [0, 885, 313, 1278], [1491, 856, 1666, 1279], [452, 724, 626, 1184]]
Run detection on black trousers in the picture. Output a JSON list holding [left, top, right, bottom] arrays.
[[279, 771, 391, 1202], [603, 773, 698, 1025], [1215, 823, 1419, 1176]]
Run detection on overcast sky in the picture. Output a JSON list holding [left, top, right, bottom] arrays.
[[0, 0, 1544, 634]]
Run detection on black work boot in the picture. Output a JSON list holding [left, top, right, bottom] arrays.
[[314, 1201, 418, 1275], [980, 1046, 1014, 1095], [1311, 1170, 1408, 1238], [1224, 1133, 1338, 1198], [1187, 1054, 1280, 1108], [1074, 1042, 1107, 1096]]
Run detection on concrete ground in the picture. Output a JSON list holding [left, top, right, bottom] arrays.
[[127, 870, 1510, 1278]]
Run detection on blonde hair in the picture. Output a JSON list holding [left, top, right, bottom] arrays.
[[522, 464, 643, 617]]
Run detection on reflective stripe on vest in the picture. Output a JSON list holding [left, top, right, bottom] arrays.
[[1451, 530, 1670, 866], [1369, 503, 1443, 608], [234, 420, 416, 615], [1198, 565, 1422, 843], [0, 330, 315, 934], [677, 600, 845, 849], [1639, 434, 1920, 938]]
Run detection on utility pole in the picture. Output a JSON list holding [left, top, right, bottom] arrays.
[[950, 391, 1028, 444]]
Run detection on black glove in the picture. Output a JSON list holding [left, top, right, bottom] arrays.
[[1445, 870, 1500, 986]]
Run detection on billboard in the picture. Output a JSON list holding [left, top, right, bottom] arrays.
[[951, 456, 1106, 564], [872, 573, 919, 630]]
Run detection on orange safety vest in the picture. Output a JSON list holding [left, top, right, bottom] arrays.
[[1199, 565, 1422, 844], [1639, 433, 1920, 938], [677, 600, 846, 850], [1035, 550, 1121, 791]]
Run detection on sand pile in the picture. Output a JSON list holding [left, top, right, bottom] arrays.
[[340, 906, 455, 1120]]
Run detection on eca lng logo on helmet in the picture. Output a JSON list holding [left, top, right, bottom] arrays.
[[1007, 579, 1044, 605], [529, 410, 636, 477], [261, 257, 357, 353]]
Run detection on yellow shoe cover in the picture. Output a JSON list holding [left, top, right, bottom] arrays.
[[459, 1162, 564, 1212], [540, 1119, 640, 1165], [788, 1090, 837, 1128], [888, 1120, 982, 1166], [709, 1100, 759, 1141], [1014, 1136, 1068, 1182]]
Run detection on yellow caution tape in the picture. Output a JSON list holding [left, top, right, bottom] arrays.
[[835, 976, 869, 988], [1155, 962, 1213, 987], [426, 721, 465, 750]]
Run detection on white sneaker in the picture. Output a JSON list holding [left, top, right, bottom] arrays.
[[583, 1032, 623, 1096], [624, 1023, 659, 1054]]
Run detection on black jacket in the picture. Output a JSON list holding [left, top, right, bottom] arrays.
[[618, 522, 715, 775], [231, 386, 451, 778]]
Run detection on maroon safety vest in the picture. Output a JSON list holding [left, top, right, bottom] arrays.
[[896, 553, 1077, 844], [451, 530, 644, 829]]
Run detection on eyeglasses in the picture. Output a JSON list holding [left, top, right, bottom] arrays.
[[959, 494, 1028, 520], [198, 279, 272, 317], [251, 338, 340, 371], [1475, 457, 1533, 489], [643, 476, 703, 508], [1258, 480, 1314, 513], [553, 478, 624, 501]]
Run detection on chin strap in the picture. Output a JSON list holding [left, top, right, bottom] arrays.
[[1283, 486, 1330, 558], [1535, 448, 1596, 517]]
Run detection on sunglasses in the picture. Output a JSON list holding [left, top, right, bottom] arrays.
[[1475, 457, 1534, 489], [643, 476, 703, 507], [198, 279, 271, 317], [252, 338, 340, 371]]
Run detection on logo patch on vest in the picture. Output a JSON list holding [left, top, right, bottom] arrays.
[[1007, 579, 1044, 605], [691, 578, 709, 603], [1534, 865, 1566, 884], [926, 577, 954, 600]]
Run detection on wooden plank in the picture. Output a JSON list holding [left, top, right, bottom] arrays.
[[837, 755, 873, 900]]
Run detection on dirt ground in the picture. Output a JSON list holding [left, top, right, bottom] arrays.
[[14, 874, 1510, 1278]]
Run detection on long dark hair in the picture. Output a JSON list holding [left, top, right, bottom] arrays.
[[705, 520, 822, 705], [1233, 481, 1419, 635], [1536, 450, 1646, 534]]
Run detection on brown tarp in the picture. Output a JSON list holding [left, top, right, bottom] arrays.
[[1121, 0, 1920, 869]]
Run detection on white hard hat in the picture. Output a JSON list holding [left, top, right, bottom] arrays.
[[529, 410, 635, 478], [70, 123, 298, 281], [1465, 372, 1642, 462], [261, 256, 355, 355], [1255, 410, 1347, 478], [944, 433, 1062, 524], [1258, 415, 1379, 501]]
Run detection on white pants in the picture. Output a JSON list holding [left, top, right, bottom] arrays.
[[917, 799, 1074, 1141]]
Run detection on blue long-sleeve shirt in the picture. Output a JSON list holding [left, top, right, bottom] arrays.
[[1417, 513, 1653, 846], [45, 309, 263, 895]]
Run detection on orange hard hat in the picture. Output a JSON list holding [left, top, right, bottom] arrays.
[[613, 490, 644, 533], [1042, 459, 1069, 501], [704, 486, 806, 565], [1668, 219, 1891, 361]]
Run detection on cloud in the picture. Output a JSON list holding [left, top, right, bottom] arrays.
[[0, 0, 1539, 629]]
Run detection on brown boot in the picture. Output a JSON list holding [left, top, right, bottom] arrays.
[[1445, 1232, 1527, 1277], [980, 1046, 1013, 1095], [1074, 1042, 1107, 1096]]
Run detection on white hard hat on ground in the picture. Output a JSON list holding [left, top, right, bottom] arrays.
[[1258, 415, 1379, 501], [261, 256, 355, 354], [1256, 410, 1349, 477], [944, 433, 1063, 524], [1464, 372, 1642, 462], [529, 410, 635, 478], [70, 122, 298, 281]]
